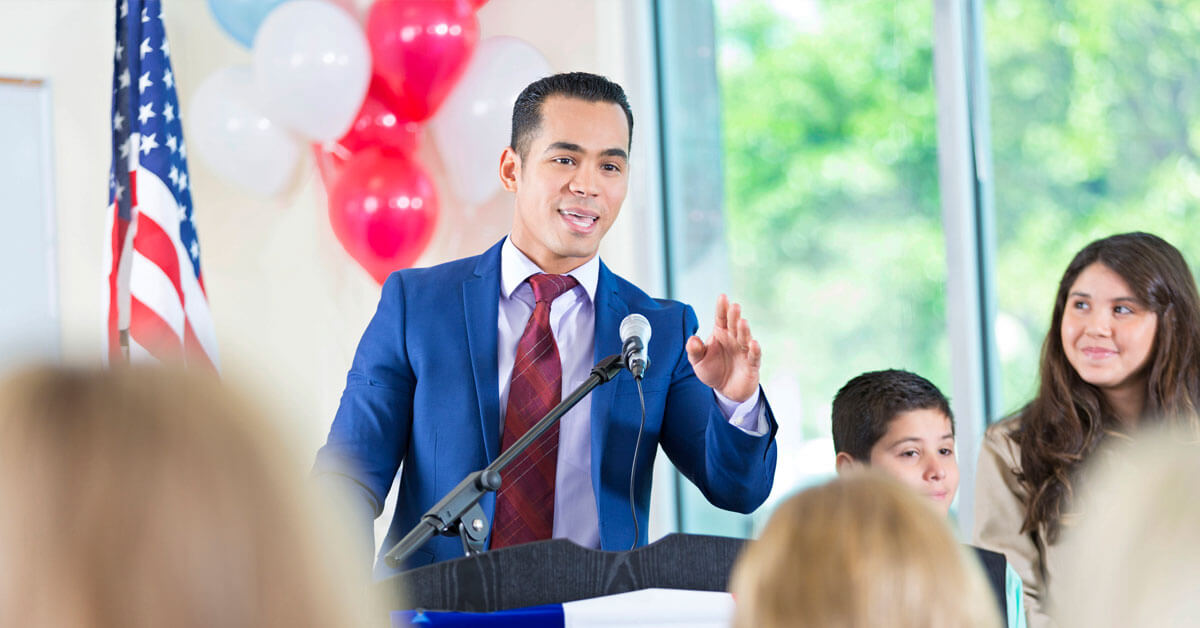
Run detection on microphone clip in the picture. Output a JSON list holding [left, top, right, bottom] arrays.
[[623, 336, 648, 380]]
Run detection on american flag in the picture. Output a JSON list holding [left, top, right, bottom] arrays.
[[103, 0, 219, 370]]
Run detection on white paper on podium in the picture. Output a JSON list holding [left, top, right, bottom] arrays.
[[561, 588, 734, 628]]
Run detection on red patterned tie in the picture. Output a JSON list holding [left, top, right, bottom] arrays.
[[491, 273, 579, 549]]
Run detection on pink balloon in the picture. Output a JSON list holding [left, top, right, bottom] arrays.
[[430, 36, 552, 205], [328, 148, 439, 283], [312, 144, 347, 192], [467, 0, 488, 8], [366, 0, 479, 122], [324, 0, 363, 21], [337, 75, 422, 155]]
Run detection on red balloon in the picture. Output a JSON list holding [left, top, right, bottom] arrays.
[[468, 0, 489, 8], [328, 148, 439, 283], [337, 75, 422, 155], [366, 0, 479, 122]]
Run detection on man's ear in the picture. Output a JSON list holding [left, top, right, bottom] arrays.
[[499, 146, 521, 192], [835, 452, 863, 475]]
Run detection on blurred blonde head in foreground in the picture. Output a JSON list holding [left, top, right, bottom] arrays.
[[1055, 428, 1200, 627], [730, 471, 1001, 628], [0, 365, 383, 628]]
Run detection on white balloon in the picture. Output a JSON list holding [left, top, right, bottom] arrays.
[[252, 0, 369, 141], [430, 37, 553, 206], [189, 65, 302, 198]]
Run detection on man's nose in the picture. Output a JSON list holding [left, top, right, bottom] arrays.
[[569, 167, 599, 197]]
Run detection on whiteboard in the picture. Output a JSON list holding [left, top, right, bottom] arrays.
[[0, 78, 60, 375]]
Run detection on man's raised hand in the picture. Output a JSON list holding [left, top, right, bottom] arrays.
[[685, 294, 761, 403]]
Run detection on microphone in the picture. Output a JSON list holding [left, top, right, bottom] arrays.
[[620, 313, 651, 379]]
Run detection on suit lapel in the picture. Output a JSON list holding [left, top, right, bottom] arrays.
[[464, 240, 504, 462], [590, 261, 628, 501]]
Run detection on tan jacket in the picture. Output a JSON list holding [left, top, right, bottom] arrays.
[[973, 417, 1060, 628]]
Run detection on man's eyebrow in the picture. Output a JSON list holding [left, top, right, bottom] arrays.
[[544, 141, 583, 153], [542, 142, 629, 161]]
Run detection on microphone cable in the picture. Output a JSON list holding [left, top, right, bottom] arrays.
[[629, 376, 647, 551]]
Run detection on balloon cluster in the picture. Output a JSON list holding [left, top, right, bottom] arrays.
[[194, 0, 550, 284]]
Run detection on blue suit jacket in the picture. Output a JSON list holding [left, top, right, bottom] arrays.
[[314, 239, 778, 577]]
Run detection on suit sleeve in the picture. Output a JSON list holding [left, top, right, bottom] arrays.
[[313, 273, 417, 561], [657, 305, 778, 514], [974, 422, 1053, 628]]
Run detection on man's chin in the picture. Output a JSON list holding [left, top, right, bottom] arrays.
[[550, 240, 601, 262]]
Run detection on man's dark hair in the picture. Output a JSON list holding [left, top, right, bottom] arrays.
[[509, 72, 634, 160], [831, 369, 954, 461]]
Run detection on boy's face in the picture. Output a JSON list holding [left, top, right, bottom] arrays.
[[866, 408, 959, 516]]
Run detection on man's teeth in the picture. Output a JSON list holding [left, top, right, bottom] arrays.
[[561, 211, 597, 223]]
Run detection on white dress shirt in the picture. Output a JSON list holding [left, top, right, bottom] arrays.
[[497, 238, 766, 548]]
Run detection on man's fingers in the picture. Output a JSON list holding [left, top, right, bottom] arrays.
[[713, 294, 729, 330], [686, 335, 707, 364], [737, 317, 753, 350], [747, 339, 762, 368], [726, 301, 742, 335]]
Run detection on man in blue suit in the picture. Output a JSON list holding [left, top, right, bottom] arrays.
[[315, 73, 778, 577]]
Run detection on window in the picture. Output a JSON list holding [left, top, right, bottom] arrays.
[[985, 0, 1200, 413], [667, 0, 953, 534], [660, 0, 1200, 539]]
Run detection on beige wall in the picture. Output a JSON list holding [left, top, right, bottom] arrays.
[[0, 0, 661, 461]]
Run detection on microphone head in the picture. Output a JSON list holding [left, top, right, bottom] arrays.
[[620, 313, 652, 344], [620, 314, 651, 379]]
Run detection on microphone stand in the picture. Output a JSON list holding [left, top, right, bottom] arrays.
[[383, 353, 626, 569]]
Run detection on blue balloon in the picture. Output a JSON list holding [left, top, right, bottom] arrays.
[[206, 0, 294, 48]]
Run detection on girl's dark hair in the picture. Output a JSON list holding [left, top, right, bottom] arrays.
[[1016, 232, 1200, 541]]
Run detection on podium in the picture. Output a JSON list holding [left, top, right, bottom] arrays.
[[378, 533, 746, 614]]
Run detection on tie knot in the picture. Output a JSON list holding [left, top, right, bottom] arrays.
[[528, 273, 578, 304]]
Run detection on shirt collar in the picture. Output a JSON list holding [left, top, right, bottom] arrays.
[[500, 236, 598, 303]]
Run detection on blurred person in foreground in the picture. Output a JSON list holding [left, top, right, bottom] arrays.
[[0, 365, 385, 628], [730, 471, 1001, 628], [1054, 430, 1200, 627], [973, 232, 1200, 627]]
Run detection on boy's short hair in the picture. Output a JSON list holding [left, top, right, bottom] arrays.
[[831, 369, 954, 461]]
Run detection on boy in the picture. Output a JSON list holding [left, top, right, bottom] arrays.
[[831, 369, 1026, 628]]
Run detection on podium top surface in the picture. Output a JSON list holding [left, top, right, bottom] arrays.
[[380, 533, 748, 613]]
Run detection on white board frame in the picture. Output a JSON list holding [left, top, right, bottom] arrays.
[[0, 76, 60, 374]]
